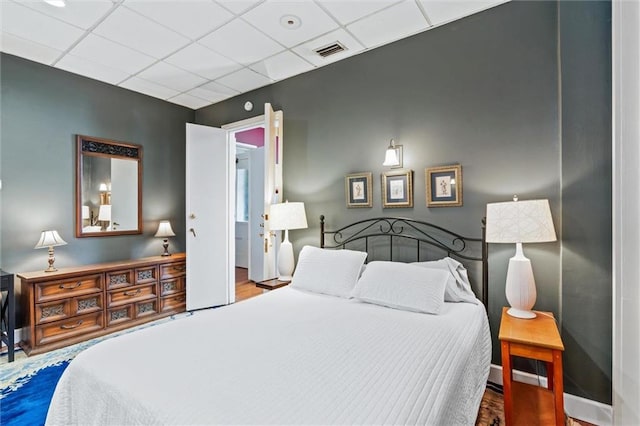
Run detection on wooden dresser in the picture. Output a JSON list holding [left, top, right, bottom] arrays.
[[18, 253, 186, 355]]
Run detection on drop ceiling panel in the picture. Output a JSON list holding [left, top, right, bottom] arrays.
[[215, 0, 261, 15], [1, 2, 85, 51], [119, 76, 181, 100], [56, 54, 130, 85], [199, 19, 284, 66], [250, 50, 314, 81], [15, 0, 115, 30], [292, 28, 365, 67], [316, 0, 400, 25], [191, 81, 239, 103], [93, 6, 190, 59], [0, 32, 62, 66], [215, 68, 273, 93], [137, 61, 208, 92], [242, 1, 339, 48], [69, 34, 156, 75], [347, 1, 430, 49], [168, 93, 211, 109], [123, 0, 234, 40], [419, 0, 507, 26], [164, 42, 241, 80]]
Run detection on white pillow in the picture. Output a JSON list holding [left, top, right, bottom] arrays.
[[412, 257, 478, 304], [351, 261, 448, 314], [291, 246, 367, 298]]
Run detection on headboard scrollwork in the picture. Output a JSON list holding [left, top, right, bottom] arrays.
[[320, 215, 488, 309]]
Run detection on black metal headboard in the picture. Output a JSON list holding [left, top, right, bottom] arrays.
[[320, 215, 488, 309]]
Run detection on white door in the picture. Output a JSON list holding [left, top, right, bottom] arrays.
[[248, 147, 266, 282], [262, 104, 283, 280], [186, 123, 235, 310]]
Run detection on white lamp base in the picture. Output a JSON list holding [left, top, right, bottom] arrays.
[[505, 243, 537, 319], [277, 231, 294, 281]]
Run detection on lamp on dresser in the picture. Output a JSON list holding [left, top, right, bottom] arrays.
[[155, 220, 176, 256], [269, 201, 308, 281], [485, 196, 557, 319], [34, 230, 67, 272]]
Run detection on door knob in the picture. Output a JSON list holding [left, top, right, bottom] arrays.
[[189, 228, 196, 237]]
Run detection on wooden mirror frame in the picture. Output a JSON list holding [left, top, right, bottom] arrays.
[[75, 135, 143, 237]]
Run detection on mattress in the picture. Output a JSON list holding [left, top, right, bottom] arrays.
[[46, 287, 491, 425]]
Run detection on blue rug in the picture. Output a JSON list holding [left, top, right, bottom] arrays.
[[0, 360, 69, 426]]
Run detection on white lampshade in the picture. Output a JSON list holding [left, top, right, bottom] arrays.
[[155, 220, 176, 238], [82, 205, 90, 220], [383, 139, 400, 167], [35, 230, 67, 249], [486, 199, 556, 243], [486, 198, 556, 319], [98, 204, 111, 221], [269, 202, 308, 231], [99, 182, 108, 192]]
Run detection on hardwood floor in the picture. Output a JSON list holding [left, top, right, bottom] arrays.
[[235, 267, 263, 302]]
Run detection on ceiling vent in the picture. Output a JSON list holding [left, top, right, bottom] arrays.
[[314, 42, 347, 58]]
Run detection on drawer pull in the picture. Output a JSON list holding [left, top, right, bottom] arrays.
[[60, 320, 83, 330], [124, 289, 142, 297], [174, 266, 186, 272], [174, 296, 185, 302], [59, 281, 82, 290]]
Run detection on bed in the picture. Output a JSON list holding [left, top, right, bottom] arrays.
[[46, 216, 491, 426]]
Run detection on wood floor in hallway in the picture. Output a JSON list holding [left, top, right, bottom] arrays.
[[235, 267, 263, 302]]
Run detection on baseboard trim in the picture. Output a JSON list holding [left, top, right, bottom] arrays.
[[489, 364, 612, 426]]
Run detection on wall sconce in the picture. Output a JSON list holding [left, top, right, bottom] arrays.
[[383, 139, 403, 168], [34, 230, 67, 272], [155, 220, 176, 256]]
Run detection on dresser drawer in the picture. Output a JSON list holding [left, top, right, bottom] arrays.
[[35, 293, 103, 325], [161, 292, 186, 313], [108, 284, 156, 307], [160, 262, 186, 279], [35, 274, 103, 303], [135, 266, 157, 285], [107, 304, 134, 327], [35, 311, 103, 346], [136, 299, 158, 318], [160, 277, 185, 296], [106, 269, 135, 290]]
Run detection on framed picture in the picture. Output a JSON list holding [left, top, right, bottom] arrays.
[[381, 169, 413, 208], [345, 172, 373, 208], [426, 164, 463, 207]]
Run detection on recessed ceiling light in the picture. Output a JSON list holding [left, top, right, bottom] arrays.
[[44, 0, 66, 7], [280, 14, 301, 30]]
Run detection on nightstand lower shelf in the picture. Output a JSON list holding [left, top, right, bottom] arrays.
[[511, 381, 557, 426]]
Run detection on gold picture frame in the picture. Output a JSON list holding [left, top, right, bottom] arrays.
[[426, 164, 463, 207], [381, 169, 413, 208], [345, 172, 373, 208]]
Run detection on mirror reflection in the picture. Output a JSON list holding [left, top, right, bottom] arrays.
[[76, 135, 142, 237]]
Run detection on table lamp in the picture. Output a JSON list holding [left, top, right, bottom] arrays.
[[486, 197, 556, 319], [35, 230, 67, 272], [269, 201, 308, 281], [155, 220, 176, 256]]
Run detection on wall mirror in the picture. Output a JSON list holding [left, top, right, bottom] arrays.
[[76, 135, 142, 237]]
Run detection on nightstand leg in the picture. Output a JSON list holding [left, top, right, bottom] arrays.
[[501, 340, 513, 426], [547, 361, 554, 390], [553, 350, 564, 425]]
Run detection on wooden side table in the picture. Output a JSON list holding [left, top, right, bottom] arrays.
[[499, 307, 565, 426], [1, 270, 15, 362], [255, 278, 290, 291]]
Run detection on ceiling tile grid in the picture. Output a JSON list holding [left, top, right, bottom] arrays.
[[0, 0, 510, 110]]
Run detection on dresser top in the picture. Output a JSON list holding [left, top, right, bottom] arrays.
[[18, 253, 185, 281]]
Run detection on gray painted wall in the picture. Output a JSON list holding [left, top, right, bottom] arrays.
[[560, 1, 612, 405], [0, 54, 193, 322], [196, 1, 611, 404]]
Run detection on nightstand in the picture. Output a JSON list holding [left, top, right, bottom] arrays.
[[255, 278, 290, 291], [498, 307, 565, 426]]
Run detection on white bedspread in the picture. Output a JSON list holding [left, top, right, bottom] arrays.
[[46, 287, 491, 425]]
